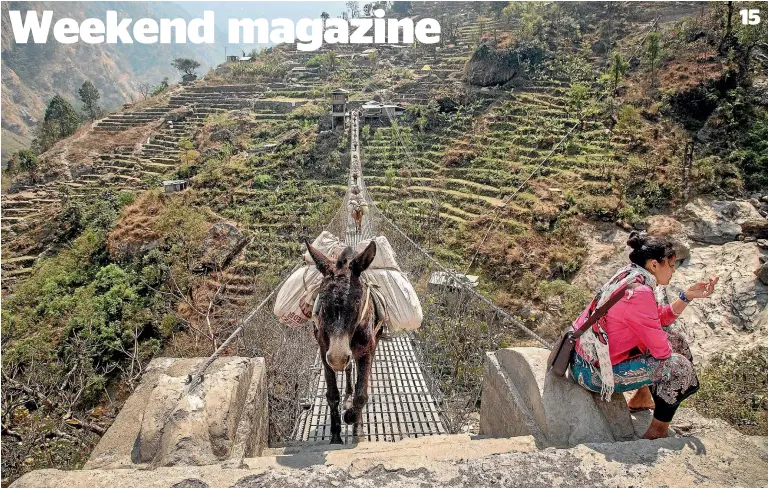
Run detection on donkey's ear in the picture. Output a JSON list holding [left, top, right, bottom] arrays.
[[306, 240, 334, 276], [351, 240, 376, 276]]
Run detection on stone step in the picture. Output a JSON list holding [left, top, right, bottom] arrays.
[[96, 165, 136, 175], [97, 118, 157, 124], [253, 113, 284, 120], [11, 425, 767, 487], [140, 161, 176, 171], [147, 157, 177, 164], [1, 207, 38, 216], [142, 143, 177, 151]]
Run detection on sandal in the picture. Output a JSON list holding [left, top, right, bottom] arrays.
[[629, 406, 654, 413]]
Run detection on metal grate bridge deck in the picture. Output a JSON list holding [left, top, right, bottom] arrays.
[[294, 334, 446, 443]]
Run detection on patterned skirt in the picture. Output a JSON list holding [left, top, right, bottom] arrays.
[[570, 331, 699, 412]]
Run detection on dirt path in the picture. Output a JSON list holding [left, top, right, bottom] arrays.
[[57, 124, 94, 182]]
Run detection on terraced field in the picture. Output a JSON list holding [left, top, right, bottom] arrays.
[[359, 76, 629, 281]]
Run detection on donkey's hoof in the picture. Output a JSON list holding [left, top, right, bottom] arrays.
[[330, 436, 343, 445], [343, 408, 358, 425]]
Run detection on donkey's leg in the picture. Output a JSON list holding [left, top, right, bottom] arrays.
[[343, 361, 354, 411], [321, 354, 343, 444], [344, 353, 373, 437]]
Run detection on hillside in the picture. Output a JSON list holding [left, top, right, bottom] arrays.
[[1, 1, 767, 485], [0, 1, 224, 162]]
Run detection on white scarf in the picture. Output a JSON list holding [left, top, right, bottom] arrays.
[[577, 263, 657, 400]]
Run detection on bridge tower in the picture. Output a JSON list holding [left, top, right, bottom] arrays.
[[331, 88, 349, 130]]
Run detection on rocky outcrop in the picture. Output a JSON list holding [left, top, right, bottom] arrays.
[[464, 42, 546, 87], [655, 240, 768, 358], [196, 222, 248, 273], [85, 356, 267, 469], [680, 199, 762, 244], [644, 215, 691, 261], [742, 218, 768, 240], [758, 263, 768, 286]]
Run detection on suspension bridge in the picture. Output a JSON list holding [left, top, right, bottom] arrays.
[[192, 106, 554, 445]]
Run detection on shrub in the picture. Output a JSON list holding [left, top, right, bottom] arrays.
[[616, 105, 642, 132], [688, 347, 768, 435], [536, 279, 591, 340]]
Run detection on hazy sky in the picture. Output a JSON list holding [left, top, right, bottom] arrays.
[[177, 1, 351, 51], [178, 1, 349, 28]]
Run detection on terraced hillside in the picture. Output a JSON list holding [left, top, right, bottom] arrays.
[[3, 1, 767, 484]]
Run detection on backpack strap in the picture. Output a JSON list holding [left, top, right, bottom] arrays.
[[572, 282, 641, 339]]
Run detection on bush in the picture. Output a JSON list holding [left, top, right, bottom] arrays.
[[151, 77, 170, 96], [729, 108, 768, 191], [536, 279, 591, 340], [288, 102, 325, 119], [576, 195, 619, 221], [616, 105, 642, 132], [688, 347, 768, 435]]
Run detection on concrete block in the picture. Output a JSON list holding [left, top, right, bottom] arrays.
[[480, 347, 635, 447], [85, 356, 267, 469]]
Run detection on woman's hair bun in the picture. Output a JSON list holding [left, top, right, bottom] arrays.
[[627, 231, 645, 250]]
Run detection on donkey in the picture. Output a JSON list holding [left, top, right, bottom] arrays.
[[305, 240, 381, 443], [349, 187, 365, 234], [350, 202, 364, 233]]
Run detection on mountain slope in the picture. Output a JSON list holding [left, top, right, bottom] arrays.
[[1, 1, 224, 161]]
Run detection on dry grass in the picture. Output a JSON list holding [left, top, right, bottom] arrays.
[[106, 191, 167, 258]]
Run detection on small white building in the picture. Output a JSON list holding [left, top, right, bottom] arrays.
[[163, 179, 189, 193], [362, 100, 405, 120], [428, 271, 479, 291]]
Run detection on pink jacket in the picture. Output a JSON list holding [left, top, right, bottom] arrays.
[[575, 285, 677, 365]]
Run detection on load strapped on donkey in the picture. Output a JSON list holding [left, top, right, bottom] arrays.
[[274, 231, 422, 332], [348, 186, 369, 234], [273, 231, 423, 442]]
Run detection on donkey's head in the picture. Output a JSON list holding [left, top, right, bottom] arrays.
[[305, 240, 377, 372]]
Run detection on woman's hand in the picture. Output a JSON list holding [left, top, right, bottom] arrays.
[[685, 276, 719, 300]]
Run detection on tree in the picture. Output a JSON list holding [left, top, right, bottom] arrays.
[[736, 11, 768, 82], [384, 167, 396, 192], [78, 81, 102, 120], [417, 100, 441, 131], [645, 32, 661, 88], [363, 3, 373, 16], [171, 58, 201, 77], [566, 82, 591, 119], [489, 1, 506, 19], [178, 138, 199, 165], [503, 2, 525, 28], [318, 50, 338, 75], [608, 52, 629, 95], [13, 149, 38, 182], [44, 95, 81, 139], [718, 1, 736, 54], [138, 82, 151, 100], [346, 1, 360, 18]]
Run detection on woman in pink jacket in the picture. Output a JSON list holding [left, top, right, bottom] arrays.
[[571, 231, 719, 440]]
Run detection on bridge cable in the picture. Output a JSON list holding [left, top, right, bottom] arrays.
[[188, 15, 664, 384]]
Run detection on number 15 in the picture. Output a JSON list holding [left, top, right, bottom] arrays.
[[740, 9, 761, 25]]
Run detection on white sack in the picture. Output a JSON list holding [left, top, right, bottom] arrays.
[[365, 269, 422, 331], [274, 265, 323, 328], [355, 236, 401, 271], [303, 231, 345, 265]]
